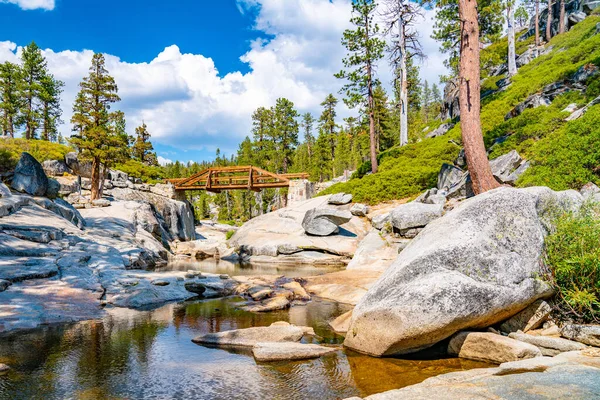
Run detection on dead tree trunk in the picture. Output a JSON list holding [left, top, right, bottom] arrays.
[[507, 3, 517, 77], [535, 0, 540, 46], [546, 0, 553, 42], [559, 0, 565, 34], [399, 20, 409, 146], [458, 0, 500, 195]]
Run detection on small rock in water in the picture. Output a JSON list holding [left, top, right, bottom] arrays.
[[192, 322, 306, 347], [242, 296, 290, 312], [185, 270, 202, 279], [252, 342, 337, 362], [0, 364, 10, 375], [151, 279, 170, 287], [184, 282, 206, 295], [0, 279, 12, 292], [219, 274, 229, 280]]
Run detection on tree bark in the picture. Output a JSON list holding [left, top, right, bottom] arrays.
[[459, 0, 500, 195], [535, 0, 540, 46], [365, 12, 378, 174], [399, 21, 409, 147], [559, 0, 565, 34], [507, 4, 517, 77], [90, 157, 101, 201], [546, 0, 553, 42]]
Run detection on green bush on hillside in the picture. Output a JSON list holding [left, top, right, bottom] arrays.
[[320, 132, 461, 204], [545, 202, 600, 323], [0, 138, 72, 172]]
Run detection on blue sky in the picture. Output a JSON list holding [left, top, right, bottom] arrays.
[[0, 0, 447, 165]]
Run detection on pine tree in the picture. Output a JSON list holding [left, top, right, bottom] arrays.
[[333, 131, 352, 177], [39, 73, 64, 141], [318, 94, 338, 161], [430, 83, 442, 120], [132, 122, 158, 165], [312, 130, 333, 182], [251, 106, 273, 169], [271, 98, 299, 173], [372, 86, 394, 151], [515, 5, 529, 28], [406, 56, 422, 113], [432, 0, 504, 76], [20, 42, 48, 140], [237, 136, 254, 165], [336, 0, 385, 174], [70, 53, 129, 200], [300, 112, 315, 158], [0, 62, 21, 138], [422, 80, 431, 122]]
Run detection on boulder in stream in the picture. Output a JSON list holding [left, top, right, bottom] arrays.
[[192, 322, 308, 347], [252, 342, 337, 362], [302, 208, 352, 236], [344, 187, 581, 356]]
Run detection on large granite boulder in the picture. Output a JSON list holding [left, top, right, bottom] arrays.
[[448, 331, 542, 363], [390, 202, 444, 231], [11, 152, 48, 196], [65, 152, 92, 178], [344, 187, 582, 356], [302, 208, 352, 236], [41, 159, 70, 176]]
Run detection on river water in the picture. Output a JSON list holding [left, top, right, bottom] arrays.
[[0, 261, 490, 399]]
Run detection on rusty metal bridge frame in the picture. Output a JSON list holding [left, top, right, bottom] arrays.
[[166, 166, 309, 193]]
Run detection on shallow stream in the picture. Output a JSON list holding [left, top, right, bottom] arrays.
[[0, 260, 490, 399]]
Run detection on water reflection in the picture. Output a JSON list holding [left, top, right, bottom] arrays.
[[0, 297, 490, 400], [163, 258, 343, 278]]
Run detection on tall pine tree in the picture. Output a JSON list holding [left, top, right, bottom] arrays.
[[132, 122, 158, 165], [20, 42, 48, 139], [40, 73, 64, 141], [336, 0, 385, 174], [0, 62, 21, 138], [70, 53, 129, 200], [271, 98, 299, 173]]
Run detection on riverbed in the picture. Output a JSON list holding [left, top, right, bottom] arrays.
[[0, 260, 490, 399]]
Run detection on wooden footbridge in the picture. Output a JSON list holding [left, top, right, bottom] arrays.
[[166, 166, 309, 193]]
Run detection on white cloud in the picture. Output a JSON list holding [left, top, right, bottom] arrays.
[[0, 0, 448, 158], [157, 156, 173, 166], [0, 0, 54, 10]]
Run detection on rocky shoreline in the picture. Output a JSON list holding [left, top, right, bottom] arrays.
[[1, 151, 600, 397]]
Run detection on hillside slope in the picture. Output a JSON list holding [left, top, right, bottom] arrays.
[[323, 14, 600, 204]]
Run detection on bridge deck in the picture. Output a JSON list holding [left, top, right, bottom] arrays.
[[166, 166, 309, 192]]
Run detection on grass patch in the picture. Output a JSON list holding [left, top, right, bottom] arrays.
[[545, 202, 600, 323]]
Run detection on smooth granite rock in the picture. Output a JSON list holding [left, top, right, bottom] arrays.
[[344, 188, 576, 356], [192, 322, 307, 347], [448, 332, 542, 364], [252, 342, 337, 361]]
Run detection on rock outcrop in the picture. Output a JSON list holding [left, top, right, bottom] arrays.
[[344, 187, 581, 356], [230, 196, 368, 264], [11, 152, 48, 196]]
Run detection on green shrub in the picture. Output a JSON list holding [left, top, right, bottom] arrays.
[[114, 159, 165, 183], [0, 138, 72, 172], [545, 202, 600, 322], [225, 230, 236, 240]]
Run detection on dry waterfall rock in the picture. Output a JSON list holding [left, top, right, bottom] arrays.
[[344, 187, 581, 356]]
